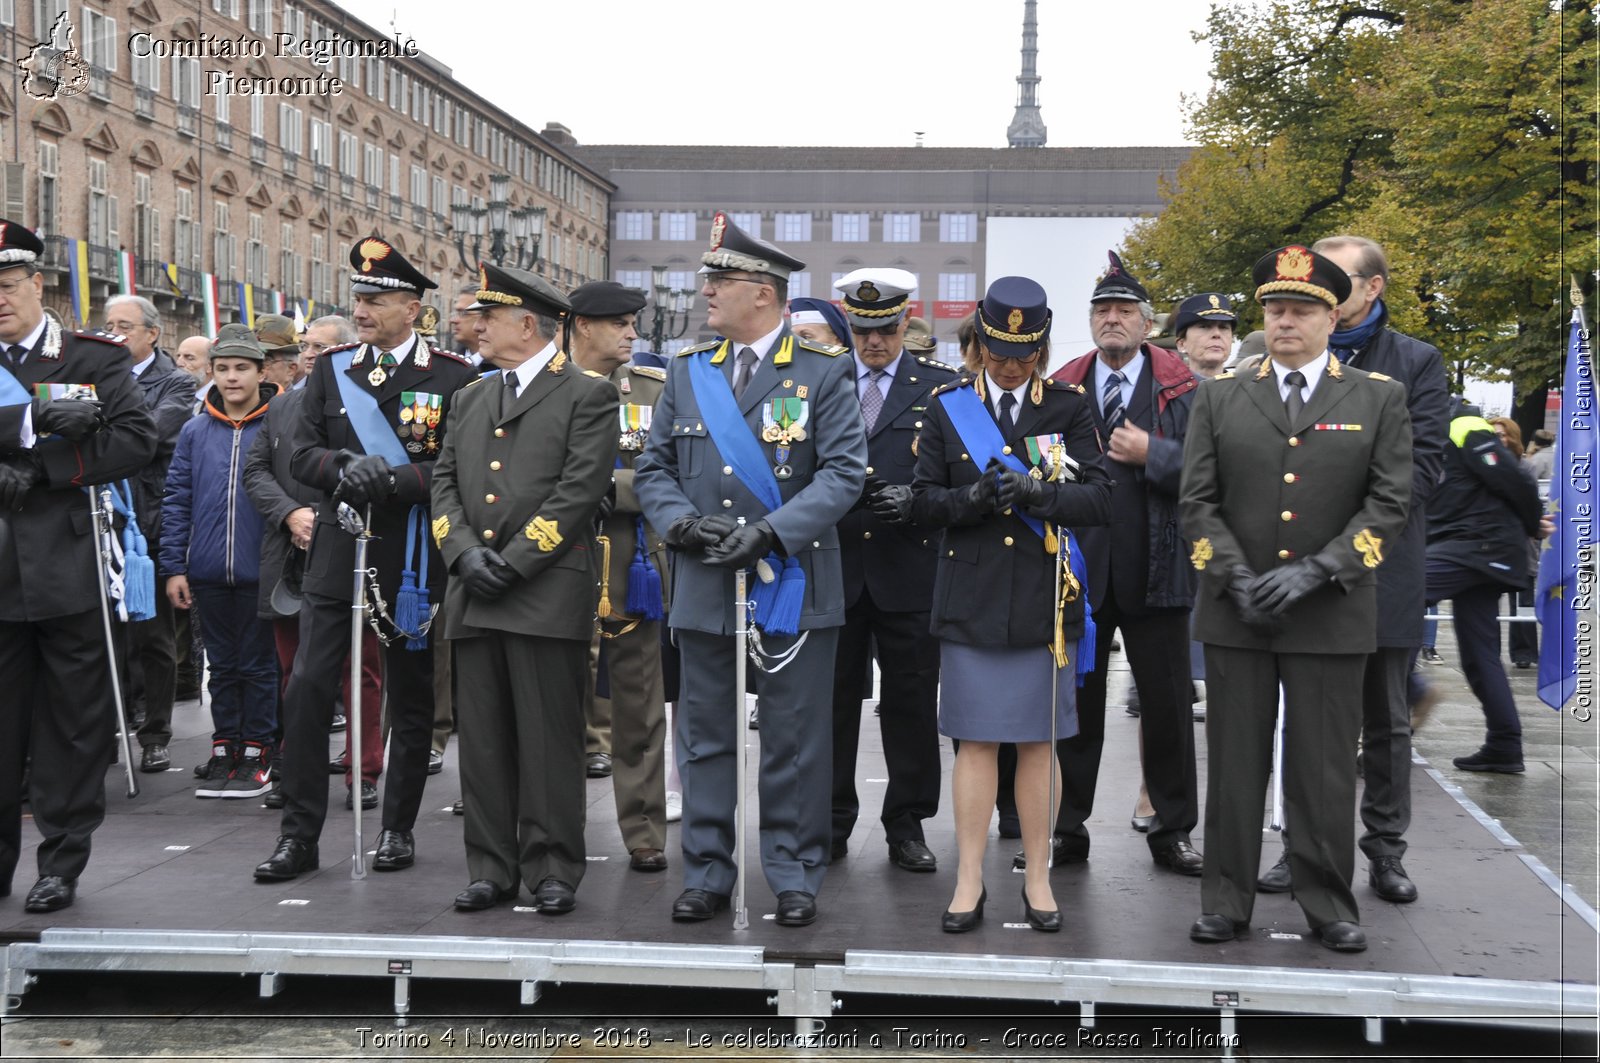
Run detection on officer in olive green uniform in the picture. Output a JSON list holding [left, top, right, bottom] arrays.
[[431, 263, 618, 915], [1181, 245, 1412, 954]]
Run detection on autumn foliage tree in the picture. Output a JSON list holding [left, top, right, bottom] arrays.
[[1124, 0, 1595, 406]]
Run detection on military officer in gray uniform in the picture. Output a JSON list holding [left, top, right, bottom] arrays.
[[433, 263, 618, 914], [635, 212, 867, 927], [567, 280, 672, 874], [1182, 245, 1412, 954]]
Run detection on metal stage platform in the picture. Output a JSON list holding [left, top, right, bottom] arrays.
[[3, 690, 1596, 1052]]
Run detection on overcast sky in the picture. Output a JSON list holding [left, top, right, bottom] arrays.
[[339, 0, 1221, 148]]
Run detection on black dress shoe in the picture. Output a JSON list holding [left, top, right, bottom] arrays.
[[672, 888, 729, 922], [830, 837, 848, 861], [996, 814, 1021, 839], [1257, 853, 1292, 893], [452, 799, 464, 816], [1021, 882, 1060, 932], [263, 785, 285, 809], [254, 836, 319, 881], [1313, 920, 1367, 952], [1130, 814, 1153, 833], [629, 847, 669, 872], [1151, 837, 1204, 876], [1190, 912, 1249, 943], [139, 745, 171, 773], [941, 887, 986, 933], [585, 752, 612, 778], [345, 780, 378, 810], [1012, 832, 1088, 870], [888, 839, 937, 872], [328, 755, 348, 775], [24, 875, 76, 913], [534, 877, 577, 914], [372, 829, 415, 871], [1368, 856, 1418, 903], [775, 890, 817, 927], [454, 879, 513, 911]]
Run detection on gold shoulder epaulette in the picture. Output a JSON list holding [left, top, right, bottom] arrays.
[[677, 340, 719, 357], [1215, 370, 1236, 380], [630, 365, 666, 381], [1045, 378, 1086, 394], [796, 338, 847, 357], [929, 374, 974, 397], [583, 368, 604, 378], [1369, 371, 1393, 382]]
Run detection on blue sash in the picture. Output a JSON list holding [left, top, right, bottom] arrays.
[[685, 344, 803, 634], [0, 362, 30, 409], [327, 348, 410, 465]]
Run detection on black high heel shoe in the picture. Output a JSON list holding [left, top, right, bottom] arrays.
[[1022, 882, 1061, 932], [941, 886, 987, 933]]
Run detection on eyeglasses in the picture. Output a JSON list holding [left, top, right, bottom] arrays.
[[1345, 272, 1369, 280], [0, 277, 34, 297], [299, 341, 330, 354], [850, 322, 901, 337], [105, 321, 148, 334], [702, 275, 767, 292], [981, 346, 1042, 365]]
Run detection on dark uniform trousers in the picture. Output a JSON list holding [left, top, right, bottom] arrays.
[[130, 592, 179, 748], [0, 611, 115, 887], [457, 632, 588, 891], [677, 627, 837, 898], [830, 594, 940, 846], [1202, 645, 1365, 927], [1057, 588, 1198, 849], [1357, 646, 1413, 860], [596, 615, 668, 852], [280, 591, 434, 841]]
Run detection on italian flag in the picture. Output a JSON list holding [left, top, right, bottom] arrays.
[[270, 290, 286, 315], [201, 273, 220, 338], [239, 283, 256, 329], [117, 251, 137, 295]]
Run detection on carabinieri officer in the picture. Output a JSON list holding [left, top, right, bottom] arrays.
[[635, 212, 867, 928], [255, 237, 477, 882]]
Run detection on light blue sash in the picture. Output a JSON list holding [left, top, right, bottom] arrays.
[[327, 348, 409, 465], [0, 362, 30, 409]]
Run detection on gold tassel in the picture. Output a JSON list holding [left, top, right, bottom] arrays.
[[596, 534, 613, 619], [1044, 520, 1058, 557]]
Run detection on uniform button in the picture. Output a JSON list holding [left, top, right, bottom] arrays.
[[482, 529, 495, 541], [1281, 510, 1294, 522], [1288, 436, 1300, 447], [721, 499, 733, 509], [494, 428, 506, 438], [812, 541, 820, 548], [909, 376, 918, 383], [947, 549, 955, 557], [722, 465, 733, 475], [914, 421, 922, 429], [863, 531, 873, 541], [1003, 536, 1014, 547], [1002, 446, 1012, 455], [865, 466, 875, 476], [485, 494, 497, 504], [338, 407, 346, 414], [1278, 549, 1294, 560], [1283, 473, 1296, 483], [490, 461, 502, 471], [960, 453, 970, 462]]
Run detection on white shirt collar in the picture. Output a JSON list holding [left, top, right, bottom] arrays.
[[855, 351, 902, 383], [1272, 350, 1330, 400], [1095, 349, 1145, 392], [130, 351, 156, 378], [369, 332, 418, 366], [507, 340, 560, 395], [736, 321, 786, 363], [7, 318, 46, 361], [983, 371, 1029, 418]]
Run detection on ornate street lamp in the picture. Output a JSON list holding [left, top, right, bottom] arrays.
[[451, 173, 545, 272], [643, 264, 696, 354]]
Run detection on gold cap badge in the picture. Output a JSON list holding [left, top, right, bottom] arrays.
[[1276, 246, 1313, 282], [1007, 308, 1024, 332], [358, 238, 390, 273]]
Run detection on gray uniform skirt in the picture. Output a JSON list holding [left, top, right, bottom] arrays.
[[937, 641, 1079, 743]]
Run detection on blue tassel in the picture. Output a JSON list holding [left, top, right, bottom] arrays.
[[1076, 610, 1096, 689], [405, 586, 430, 651], [395, 567, 422, 649], [625, 522, 664, 621], [124, 549, 157, 622], [763, 556, 805, 637], [750, 569, 777, 630]]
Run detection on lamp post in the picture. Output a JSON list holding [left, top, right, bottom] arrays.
[[451, 173, 545, 272], [642, 264, 696, 355]]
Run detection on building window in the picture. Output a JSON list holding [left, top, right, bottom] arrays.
[[775, 213, 811, 242], [615, 212, 650, 241], [787, 271, 811, 299], [832, 213, 867, 242], [309, 119, 331, 165], [883, 213, 919, 243], [0, 0, 14, 26], [213, 202, 233, 280], [279, 223, 294, 291], [212, 0, 239, 16], [729, 213, 760, 238], [134, 173, 159, 263], [246, 213, 268, 287], [246, 0, 272, 36], [36, 142, 57, 236], [87, 157, 116, 247], [277, 104, 302, 155], [665, 270, 696, 293], [82, 8, 116, 98], [938, 272, 977, 301], [660, 212, 695, 242], [615, 269, 647, 290], [130, 34, 159, 92], [174, 186, 196, 271], [940, 213, 976, 242]]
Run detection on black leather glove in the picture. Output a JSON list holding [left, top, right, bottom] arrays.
[[593, 482, 617, 523], [1248, 557, 1334, 617], [337, 454, 394, 507], [0, 452, 43, 510], [964, 460, 1000, 515], [868, 483, 914, 524], [702, 520, 776, 568], [1227, 565, 1279, 634], [456, 545, 517, 600], [33, 397, 103, 442], [995, 467, 1043, 512], [664, 513, 738, 551], [851, 475, 888, 513]]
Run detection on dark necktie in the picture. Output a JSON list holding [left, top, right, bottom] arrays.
[[4, 344, 23, 370], [997, 391, 1017, 427], [1102, 370, 1126, 429], [860, 369, 886, 432], [503, 370, 520, 401], [1283, 370, 1307, 423], [733, 346, 758, 400]]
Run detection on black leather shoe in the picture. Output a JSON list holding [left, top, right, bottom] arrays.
[[254, 836, 319, 881], [372, 829, 415, 871], [452, 799, 464, 816], [1151, 837, 1204, 876], [345, 780, 378, 810], [139, 745, 171, 773], [534, 877, 576, 914], [1313, 920, 1367, 952], [830, 837, 848, 861], [1012, 831, 1088, 870], [629, 847, 669, 872], [1369, 856, 1418, 903], [1190, 913, 1249, 943], [1453, 748, 1525, 774], [671, 888, 729, 922], [1021, 883, 1060, 932], [941, 887, 986, 933], [888, 839, 937, 872], [23, 875, 76, 913], [997, 813, 1021, 839], [1257, 853, 1292, 893], [328, 755, 347, 775], [585, 752, 612, 778], [775, 890, 818, 927], [454, 879, 513, 911], [263, 784, 285, 809], [1130, 814, 1154, 833]]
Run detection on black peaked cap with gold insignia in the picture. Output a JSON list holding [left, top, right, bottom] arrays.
[[469, 260, 571, 318], [1252, 245, 1352, 308], [1172, 293, 1238, 337], [978, 276, 1052, 359], [700, 210, 804, 280], [0, 217, 43, 270], [348, 235, 438, 295]]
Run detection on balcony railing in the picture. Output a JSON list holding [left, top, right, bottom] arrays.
[[89, 65, 111, 100], [364, 184, 379, 210], [134, 87, 155, 119], [339, 174, 354, 199], [39, 235, 69, 272], [87, 243, 118, 283], [216, 280, 240, 309], [216, 122, 233, 152], [282, 154, 298, 179], [250, 136, 267, 164], [313, 164, 329, 191], [177, 106, 199, 137], [389, 194, 402, 219]]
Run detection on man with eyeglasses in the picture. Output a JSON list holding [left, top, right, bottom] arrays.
[[1254, 235, 1448, 907], [635, 212, 867, 927], [0, 219, 156, 912], [827, 268, 955, 874], [103, 295, 197, 776]]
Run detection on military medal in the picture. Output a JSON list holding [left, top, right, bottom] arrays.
[[369, 365, 388, 387], [762, 397, 810, 446], [773, 465, 793, 480], [426, 393, 442, 427], [396, 423, 411, 439], [399, 406, 414, 424]]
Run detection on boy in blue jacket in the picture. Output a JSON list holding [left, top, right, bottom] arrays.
[[161, 328, 279, 798]]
